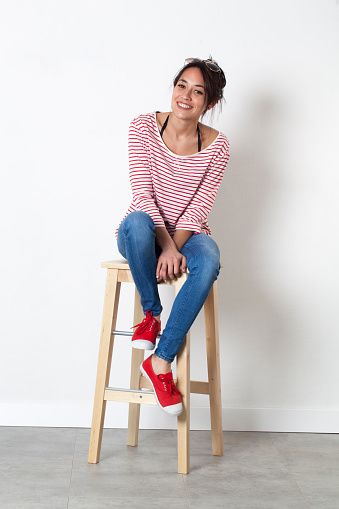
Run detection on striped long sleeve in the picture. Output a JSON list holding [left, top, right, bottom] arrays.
[[175, 146, 229, 234]]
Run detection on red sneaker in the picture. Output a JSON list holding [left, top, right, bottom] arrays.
[[131, 311, 161, 350], [140, 356, 182, 416]]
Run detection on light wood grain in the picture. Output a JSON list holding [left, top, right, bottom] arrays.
[[204, 281, 223, 456], [88, 262, 223, 474], [174, 273, 190, 474], [88, 269, 120, 463], [105, 389, 157, 405], [127, 288, 145, 446]]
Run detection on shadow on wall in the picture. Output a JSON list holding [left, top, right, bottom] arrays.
[[209, 94, 290, 406]]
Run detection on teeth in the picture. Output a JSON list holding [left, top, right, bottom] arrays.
[[178, 102, 192, 109]]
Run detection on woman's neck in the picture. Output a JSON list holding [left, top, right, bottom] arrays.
[[166, 112, 199, 140]]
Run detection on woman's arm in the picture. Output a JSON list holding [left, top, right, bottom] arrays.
[[172, 229, 193, 251], [175, 142, 229, 234], [128, 119, 166, 228]]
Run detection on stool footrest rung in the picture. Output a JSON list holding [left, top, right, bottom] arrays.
[[190, 381, 210, 395], [104, 387, 157, 405], [106, 386, 154, 394], [112, 330, 162, 337], [142, 379, 209, 395]]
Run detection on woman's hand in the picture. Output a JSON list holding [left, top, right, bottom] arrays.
[[154, 227, 193, 282], [156, 247, 186, 283]]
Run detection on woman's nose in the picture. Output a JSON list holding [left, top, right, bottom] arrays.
[[181, 88, 192, 100]]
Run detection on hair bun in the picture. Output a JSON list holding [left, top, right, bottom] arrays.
[[219, 71, 226, 90]]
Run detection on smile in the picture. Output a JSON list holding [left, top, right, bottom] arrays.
[[177, 102, 193, 110]]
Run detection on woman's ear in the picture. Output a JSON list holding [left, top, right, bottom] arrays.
[[206, 100, 217, 111]]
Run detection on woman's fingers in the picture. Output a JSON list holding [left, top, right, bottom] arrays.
[[173, 258, 181, 278], [180, 255, 187, 274], [167, 259, 178, 280], [155, 259, 161, 279], [156, 253, 186, 282], [156, 258, 169, 282], [156, 259, 164, 281], [161, 263, 168, 282]]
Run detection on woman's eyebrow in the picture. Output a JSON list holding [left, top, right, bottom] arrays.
[[179, 78, 205, 89]]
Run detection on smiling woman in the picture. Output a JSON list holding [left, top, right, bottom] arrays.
[[115, 57, 229, 416], [174, 57, 226, 116]]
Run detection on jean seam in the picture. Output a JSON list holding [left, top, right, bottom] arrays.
[[162, 277, 194, 359]]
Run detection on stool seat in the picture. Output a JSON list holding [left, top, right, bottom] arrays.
[[88, 259, 223, 474]]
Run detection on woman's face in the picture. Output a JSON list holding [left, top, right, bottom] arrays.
[[171, 67, 207, 121]]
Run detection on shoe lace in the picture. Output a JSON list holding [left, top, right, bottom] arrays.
[[132, 310, 154, 334], [158, 373, 181, 396]]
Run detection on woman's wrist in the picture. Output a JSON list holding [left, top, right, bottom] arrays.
[[172, 230, 193, 252], [155, 227, 193, 252], [154, 227, 177, 251]]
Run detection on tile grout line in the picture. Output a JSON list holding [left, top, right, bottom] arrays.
[[66, 427, 78, 509], [269, 432, 312, 509]]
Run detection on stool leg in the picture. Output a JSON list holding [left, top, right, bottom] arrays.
[[204, 281, 223, 456], [127, 288, 145, 446], [88, 269, 120, 463], [176, 332, 191, 474], [175, 273, 190, 474]]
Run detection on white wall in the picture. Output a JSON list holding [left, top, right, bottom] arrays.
[[1, 0, 338, 432]]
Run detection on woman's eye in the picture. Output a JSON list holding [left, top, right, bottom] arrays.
[[195, 90, 203, 95], [178, 84, 185, 88]]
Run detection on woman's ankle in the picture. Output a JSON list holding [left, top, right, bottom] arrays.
[[151, 353, 171, 375]]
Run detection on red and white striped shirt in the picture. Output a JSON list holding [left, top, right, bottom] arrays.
[[116, 112, 230, 237]]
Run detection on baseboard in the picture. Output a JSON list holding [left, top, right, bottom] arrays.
[[1, 403, 338, 432]]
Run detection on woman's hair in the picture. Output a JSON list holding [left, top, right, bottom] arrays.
[[173, 57, 226, 116]]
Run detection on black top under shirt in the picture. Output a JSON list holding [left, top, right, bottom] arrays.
[[160, 114, 201, 152]]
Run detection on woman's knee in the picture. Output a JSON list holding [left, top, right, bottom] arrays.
[[202, 251, 220, 280], [185, 234, 220, 280], [121, 211, 154, 235]]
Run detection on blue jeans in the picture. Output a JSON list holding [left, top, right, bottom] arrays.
[[117, 211, 220, 363]]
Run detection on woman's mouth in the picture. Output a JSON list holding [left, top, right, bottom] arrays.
[[177, 102, 193, 110]]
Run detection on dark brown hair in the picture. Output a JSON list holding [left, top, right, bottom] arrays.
[[173, 58, 226, 116]]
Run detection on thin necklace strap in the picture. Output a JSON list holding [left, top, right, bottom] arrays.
[[160, 114, 201, 152]]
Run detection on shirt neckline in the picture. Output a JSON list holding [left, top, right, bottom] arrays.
[[152, 111, 221, 158]]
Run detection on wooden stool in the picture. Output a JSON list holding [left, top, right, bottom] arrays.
[[88, 260, 223, 474]]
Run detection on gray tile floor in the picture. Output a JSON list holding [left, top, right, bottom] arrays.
[[0, 427, 338, 509]]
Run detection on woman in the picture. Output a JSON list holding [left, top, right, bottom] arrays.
[[116, 57, 229, 416]]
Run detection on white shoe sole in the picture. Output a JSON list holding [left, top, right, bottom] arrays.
[[140, 363, 183, 416], [132, 339, 155, 350]]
